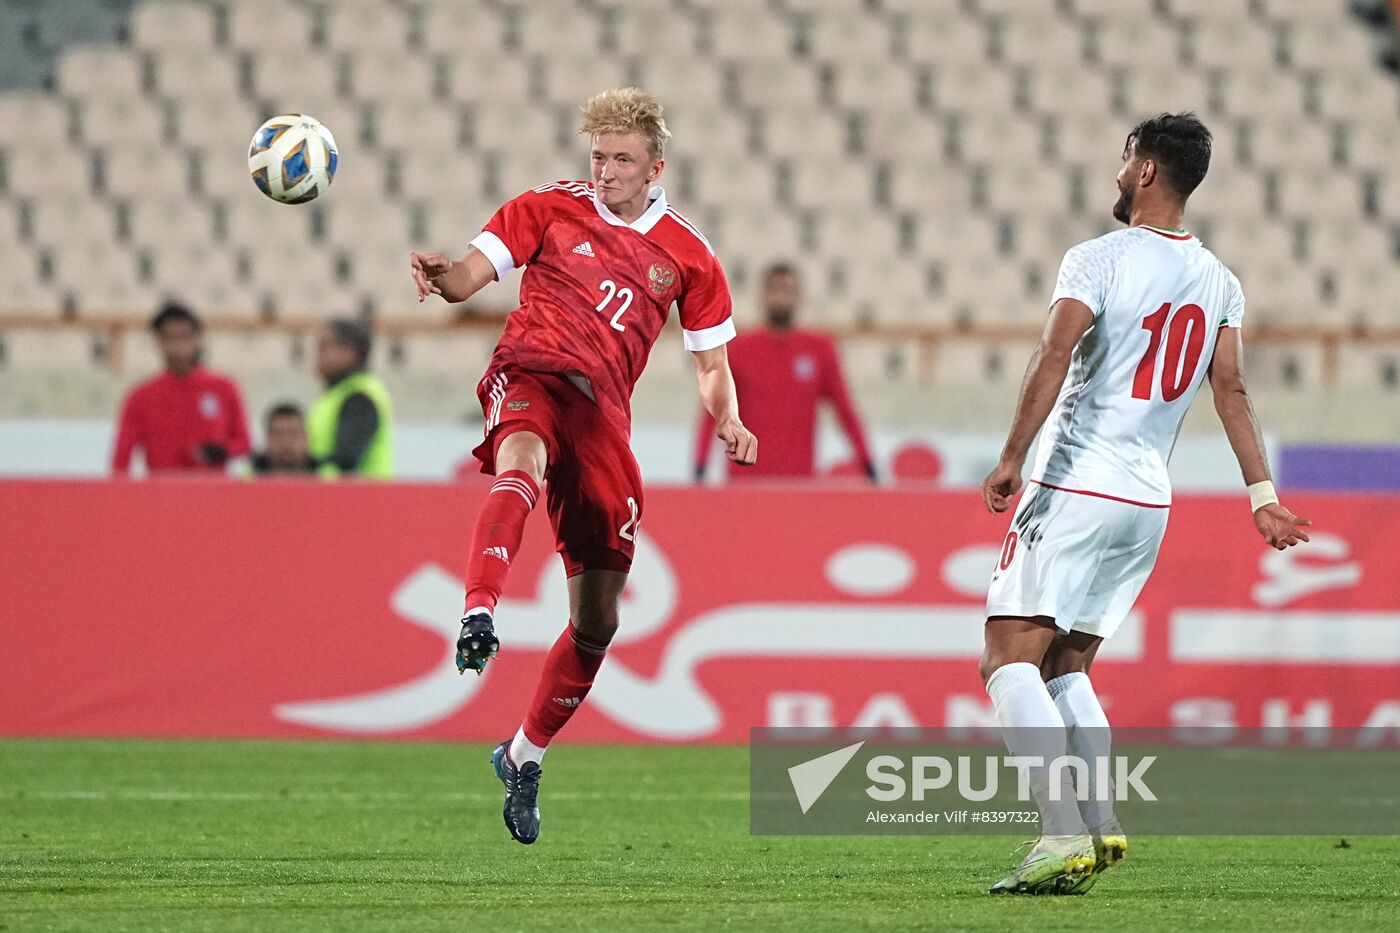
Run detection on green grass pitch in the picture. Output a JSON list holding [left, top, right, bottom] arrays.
[[2, 740, 1396, 931]]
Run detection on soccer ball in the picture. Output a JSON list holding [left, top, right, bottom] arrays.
[[247, 114, 338, 204]]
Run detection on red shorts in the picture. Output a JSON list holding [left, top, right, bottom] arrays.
[[472, 366, 643, 577]]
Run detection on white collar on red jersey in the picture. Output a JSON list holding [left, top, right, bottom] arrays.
[[592, 184, 668, 234]]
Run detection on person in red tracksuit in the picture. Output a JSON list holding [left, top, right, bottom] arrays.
[[111, 303, 251, 476], [694, 262, 876, 482]]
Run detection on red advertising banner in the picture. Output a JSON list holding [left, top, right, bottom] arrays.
[[3, 480, 1397, 741]]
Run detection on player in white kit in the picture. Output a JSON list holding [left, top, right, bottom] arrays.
[[977, 113, 1311, 895]]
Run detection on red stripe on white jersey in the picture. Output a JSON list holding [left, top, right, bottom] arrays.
[[1030, 480, 1170, 509]]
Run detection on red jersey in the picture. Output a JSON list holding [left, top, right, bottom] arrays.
[[469, 181, 734, 432], [694, 328, 874, 479], [112, 367, 251, 475]]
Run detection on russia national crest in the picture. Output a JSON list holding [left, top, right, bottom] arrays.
[[648, 262, 678, 297]]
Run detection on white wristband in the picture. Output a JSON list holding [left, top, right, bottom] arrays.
[[1248, 480, 1279, 512]]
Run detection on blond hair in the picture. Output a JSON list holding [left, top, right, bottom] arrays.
[[579, 87, 671, 159]]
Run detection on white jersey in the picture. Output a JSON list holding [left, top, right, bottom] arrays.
[[1031, 225, 1245, 506]]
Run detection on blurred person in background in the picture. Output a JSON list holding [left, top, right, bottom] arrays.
[[693, 262, 875, 482], [249, 402, 322, 476], [309, 318, 394, 479], [111, 302, 251, 476]]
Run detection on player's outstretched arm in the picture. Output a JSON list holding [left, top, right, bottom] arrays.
[[1208, 326, 1311, 550], [693, 345, 757, 466], [409, 246, 497, 304], [980, 298, 1094, 513]]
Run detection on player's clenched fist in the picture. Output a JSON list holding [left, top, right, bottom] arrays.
[[1253, 502, 1312, 550], [717, 417, 757, 466], [410, 251, 452, 301], [981, 459, 1023, 514]]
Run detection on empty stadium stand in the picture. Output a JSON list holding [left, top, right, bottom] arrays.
[[0, 0, 1398, 415]]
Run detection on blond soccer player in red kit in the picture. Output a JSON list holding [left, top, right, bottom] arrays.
[[410, 88, 757, 845]]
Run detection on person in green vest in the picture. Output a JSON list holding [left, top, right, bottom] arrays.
[[308, 318, 394, 479]]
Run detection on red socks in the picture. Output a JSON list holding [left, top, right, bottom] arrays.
[[522, 625, 610, 747], [463, 470, 538, 615]]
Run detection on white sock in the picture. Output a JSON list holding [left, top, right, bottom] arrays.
[[1046, 671, 1117, 834], [508, 726, 546, 767], [986, 662, 1086, 837]]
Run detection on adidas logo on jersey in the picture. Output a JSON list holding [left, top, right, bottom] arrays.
[[482, 546, 511, 565], [572, 241, 595, 257], [552, 696, 581, 708]]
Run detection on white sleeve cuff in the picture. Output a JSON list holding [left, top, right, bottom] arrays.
[[469, 231, 515, 282], [683, 318, 737, 352]]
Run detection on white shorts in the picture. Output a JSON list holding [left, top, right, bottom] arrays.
[[985, 481, 1169, 639]]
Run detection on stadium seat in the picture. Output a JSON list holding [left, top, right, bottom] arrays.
[[1308, 218, 1396, 268], [1069, 0, 1158, 20], [152, 50, 245, 103], [101, 145, 191, 200], [1190, 19, 1280, 70], [5, 146, 95, 196], [250, 50, 343, 103], [1, 330, 101, 370], [125, 197, 215, 251], [635, 55, 728, 111], [859, 111, 943, 159], [1092, 18, 1182, 69], [318, 197, 415, 251], [420, 1, 511, 58], [469, 100, 562, 152], [77, 97, 166, 148], [1344, 120, 1400, 173], [919, 213, 1005, 265], [535, 52, 635, 107], [1047, 113, 1129, 167], [204, 330, 298, 373], [929, 64, 1018, 115], [662, 106, 751, 159], [731, 59, 823, 110], [218, 194, 313, 249], [760, 108, 849, 160], [811, 208, 903, 263], [939, 255, 1042, 323], [782, 159, 877, 211], [703, 6, 796, 59], [679, 154, 777, 207], [1283, 18, 1379, 71], [1164, 0, 1256, 22], [514, 3, 607, 56], [170, 97, 262, 158], [1218, 70, 1307, 120], [0, 95, 70, 146], [144, 242, 245, 316], [127, 0, 217, 50], [31, 0, 127, 51], [1328, 263, 1400, 326], [980, 165, 1077, 216], [996, 13, 1086, 64], [1243, 343, 1327, 387], [705, 205, 804, 262], [1313, 70, 1400, 122], [323, 0, 412, 53], [1205, 217, 1300, 268], [901, 12, 991, 66], [1119, 67, 1218, 120], [842, 255, 938, 324], [347, 52, 438, 106], [397, 150, 489, 204], [827, 60, 923, 113], [27, 194, 118, 249], [950, 113, 1045, 165], [887, 164, 976, 212], [1335, 344, 1400, 390], [226, 0, 315, 52], [368, 101, 464, 155], [1245, 119, 1338, 171], [803, 10, 892, 62], [1024, 66, 1117, 119], [54, 45, 144, 100], [1232, 258, 1325, 324], [420, 201, 496, 255], [1274, 170, 1367, 222]]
